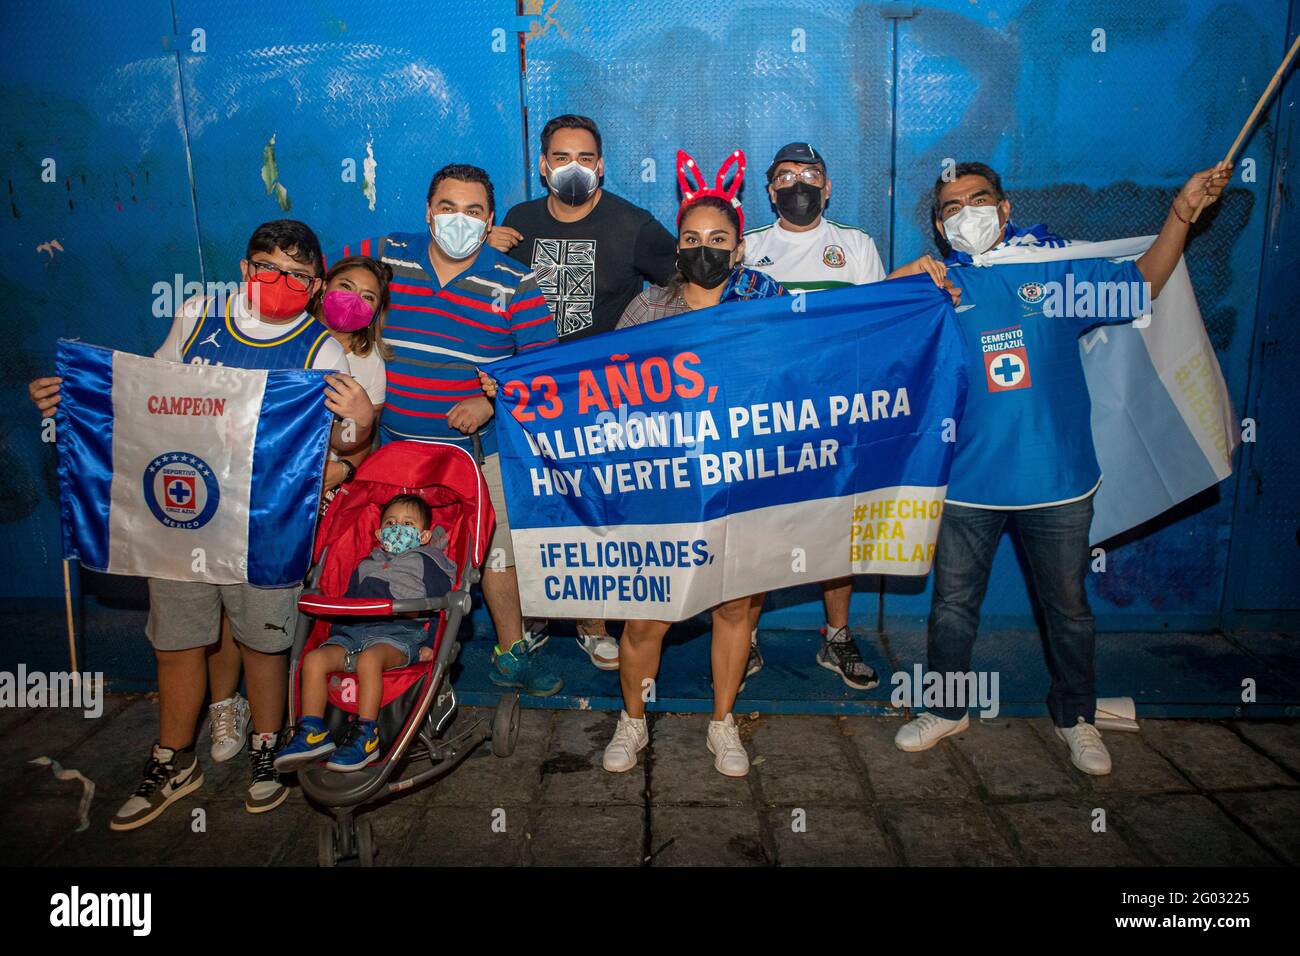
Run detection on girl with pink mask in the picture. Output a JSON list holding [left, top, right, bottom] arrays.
[[314, 255, 393, 507]]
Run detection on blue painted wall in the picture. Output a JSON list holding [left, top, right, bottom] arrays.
[[517, 0, 1298, 633], [2, 1, 1296, 682]]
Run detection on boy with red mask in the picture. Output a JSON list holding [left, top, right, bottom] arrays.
[[28, 219, 376, 829]]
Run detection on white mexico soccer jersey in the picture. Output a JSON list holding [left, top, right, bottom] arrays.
[[742, 218, 886, 291]]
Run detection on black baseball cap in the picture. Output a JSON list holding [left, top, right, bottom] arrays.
[[766, 143, 826, 181]]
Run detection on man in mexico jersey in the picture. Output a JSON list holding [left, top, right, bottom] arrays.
[[742, 142, 886, 293], [741, 142, 952, 692]]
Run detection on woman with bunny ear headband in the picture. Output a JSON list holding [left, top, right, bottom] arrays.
[[616, 149, 785, 324], [598, 150, 785, 783]]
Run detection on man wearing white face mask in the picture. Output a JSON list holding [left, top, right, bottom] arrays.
[[336, 164, 565, 698], [490, 114, 678, 671], [893, 159, 1232, 776]]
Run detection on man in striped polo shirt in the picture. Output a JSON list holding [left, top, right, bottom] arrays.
[[340, 164, 563, 696]]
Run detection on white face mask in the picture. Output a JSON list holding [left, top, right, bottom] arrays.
[[430, 212, 487, 260], [943, 204, 1003, 256]]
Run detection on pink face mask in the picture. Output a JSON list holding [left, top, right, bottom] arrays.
[[321, 289, 375, 333]]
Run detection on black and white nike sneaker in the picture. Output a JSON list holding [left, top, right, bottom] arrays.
[[816, 626, 880, 690], [246, 731, 289, 814], [110, 743, 204, 831]]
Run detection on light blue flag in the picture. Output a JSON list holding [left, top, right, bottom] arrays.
[[56, 339, 333, 587]]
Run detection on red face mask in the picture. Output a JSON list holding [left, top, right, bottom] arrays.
[[248, 271, 312, 319]]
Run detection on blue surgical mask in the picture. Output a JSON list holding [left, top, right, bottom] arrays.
[[431, 212, 487, 260], [380, 524, 422, 555]]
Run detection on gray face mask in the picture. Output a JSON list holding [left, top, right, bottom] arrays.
[[545, 160, 599, 206]]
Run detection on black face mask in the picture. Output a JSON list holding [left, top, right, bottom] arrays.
[[775, 180, 823, 227], [677, 246, 733, 289]]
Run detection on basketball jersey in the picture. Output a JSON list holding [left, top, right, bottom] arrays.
[[180, 295, 335, 371]]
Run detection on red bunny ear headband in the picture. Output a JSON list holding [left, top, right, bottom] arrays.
[[676, 148, 746, 234]]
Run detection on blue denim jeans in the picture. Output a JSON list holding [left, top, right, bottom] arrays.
[[927, 495, 1096, 727], [325, 621, 429, 668]]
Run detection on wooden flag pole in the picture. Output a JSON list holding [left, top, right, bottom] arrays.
[[62, 559, 79, 675], [1191, 31, 1300, 222]]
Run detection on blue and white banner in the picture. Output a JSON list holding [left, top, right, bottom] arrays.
[[492, 276, 969, 621], [969, 238, 1239, 543], [56, 339, 333, 587]]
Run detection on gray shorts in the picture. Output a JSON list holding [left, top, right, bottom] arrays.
[[479, 452, 515, 569], [146, 578, 302, 653]]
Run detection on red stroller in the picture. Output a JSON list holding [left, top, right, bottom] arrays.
[[289, 439, 519, 866]]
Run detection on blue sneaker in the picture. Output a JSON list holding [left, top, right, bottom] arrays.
[[273, 716, 335, 772], [490, 640, 563, 697], [325, 720, 381, 772]]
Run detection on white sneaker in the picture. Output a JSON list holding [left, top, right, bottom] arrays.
[[894, 712, 970, 752], [208, 694, 250, 763], [602, 710, 648, 772], [1056, 717, 1112, 776], [706, 714, 750, 777], [575, 627, 619, 670]]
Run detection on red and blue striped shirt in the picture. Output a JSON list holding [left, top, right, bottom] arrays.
[[339, 232, 557, 456]]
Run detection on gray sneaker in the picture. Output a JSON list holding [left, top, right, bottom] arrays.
[[816, 626, 879, 690], [110, 744, 204, 831], [246, 731, 289, 814]]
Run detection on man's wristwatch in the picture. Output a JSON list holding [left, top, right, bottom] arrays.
[[339, 458, 357, 484]]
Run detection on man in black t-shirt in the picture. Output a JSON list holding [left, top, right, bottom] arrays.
[[490, 114, 677, 341], [488, 114, 677, 672]]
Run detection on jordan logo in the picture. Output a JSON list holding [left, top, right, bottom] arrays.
[[198, 331, 221, 349]]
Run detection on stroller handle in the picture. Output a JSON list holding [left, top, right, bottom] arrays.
[[298, 592, 450, 617]]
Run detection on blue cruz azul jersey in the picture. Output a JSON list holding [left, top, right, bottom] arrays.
[[946, 257, 1147, 509], [180, 295, 335, 371]]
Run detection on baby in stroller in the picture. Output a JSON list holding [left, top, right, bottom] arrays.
[[276, 493, 455, 772]]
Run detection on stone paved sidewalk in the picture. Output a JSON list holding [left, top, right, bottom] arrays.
[[2, 696, 1297, 866]]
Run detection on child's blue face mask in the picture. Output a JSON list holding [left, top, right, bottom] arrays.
[[380, 524, 422, 555]]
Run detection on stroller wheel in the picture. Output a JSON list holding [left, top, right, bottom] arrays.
[[317, 822, 337, 868], [492, 693, 520, 757], [357, 817, 376, 867]]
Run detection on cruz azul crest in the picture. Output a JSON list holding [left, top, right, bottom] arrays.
[[143, 452, 221, 530]]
